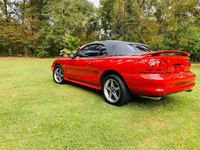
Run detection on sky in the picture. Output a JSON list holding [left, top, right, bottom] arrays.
[[87, 0, 100, 8]]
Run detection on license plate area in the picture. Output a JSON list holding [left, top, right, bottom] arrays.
[[173, 63, 184, 72]]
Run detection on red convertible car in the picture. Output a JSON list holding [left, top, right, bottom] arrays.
[[51, 40, 196, 106]]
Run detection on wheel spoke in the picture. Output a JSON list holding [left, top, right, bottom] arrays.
[[111, 80, 114, 88], [54, 67, 64, 83], [103, 78, 121, 103], [60, 71, 63, 76], [57, 69, 63, 78], [106, 86, 111, 91], [114, 87, 120, 91], [113, 92, 119, 100], [108, 91, 112, 99]]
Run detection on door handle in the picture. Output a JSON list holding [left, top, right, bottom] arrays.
[[86, 63, 92, 66]]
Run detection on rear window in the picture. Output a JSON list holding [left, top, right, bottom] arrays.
[[127, 44, 152, 54]]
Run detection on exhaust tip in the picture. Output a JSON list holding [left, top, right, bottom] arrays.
[[185, 89, 193, 92], [140, 95, 162, 101]]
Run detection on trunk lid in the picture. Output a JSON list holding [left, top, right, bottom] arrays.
[[142, 50, 191, 73]]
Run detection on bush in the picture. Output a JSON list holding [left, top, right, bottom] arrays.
[[37, 50, 49, 58]]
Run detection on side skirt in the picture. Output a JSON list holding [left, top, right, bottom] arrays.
[[64, 77, 102, 90]]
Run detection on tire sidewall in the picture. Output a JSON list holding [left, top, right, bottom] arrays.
[[53, 65, 65, 84], [102, 74, 130, 106]]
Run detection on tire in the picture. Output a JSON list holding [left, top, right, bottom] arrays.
[[102, 74, 131, 106], [53, 65, 65, 84]]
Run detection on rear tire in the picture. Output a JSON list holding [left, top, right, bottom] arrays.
[[53, 65, 65, 84], [102, 74, 131, 106]]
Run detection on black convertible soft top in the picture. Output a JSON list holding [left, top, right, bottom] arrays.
[[87, 40, 151, 56]]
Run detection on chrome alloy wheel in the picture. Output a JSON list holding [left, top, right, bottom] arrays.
[[104, 79, 121, 103], [54, 67, 64, 83]]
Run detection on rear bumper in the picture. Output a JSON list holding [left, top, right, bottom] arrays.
[[123, 72, 196, 96]]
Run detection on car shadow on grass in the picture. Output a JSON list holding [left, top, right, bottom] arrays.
[[63, 81, 102, 96], [129, 94, 182, 109], [53, 80, 181, 108]]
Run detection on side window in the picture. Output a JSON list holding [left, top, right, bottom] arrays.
[[86, 45, 100, 57], [99, 46, 107, 56], [76, 46, 90, 57], [76, 44, 107, 58]]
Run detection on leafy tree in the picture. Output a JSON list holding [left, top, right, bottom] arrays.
[[99, 0, 200, 61], [38, 0, 98, 56], [151, 0, 199, 57], [0, 11, 40, 56], [0, 0, 40, 57], [0, 0, 199, 60], [60, 35, 81, 56], [0, 0, 11, 21], [179, 32, 200, 62], [0, 0, 98, 57], [99, 0, 115, 39], [99, 0, 161, 43]]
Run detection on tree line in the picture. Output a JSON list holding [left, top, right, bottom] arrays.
[[0, 0, 199, 61]]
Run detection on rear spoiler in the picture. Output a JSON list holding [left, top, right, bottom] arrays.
[[141, 50, 190, 57]]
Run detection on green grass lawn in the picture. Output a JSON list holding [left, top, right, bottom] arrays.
[[0, 58, 199, 149]]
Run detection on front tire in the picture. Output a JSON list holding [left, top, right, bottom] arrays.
[[102, 74, 131, 106], [53, 65, 65, 84]]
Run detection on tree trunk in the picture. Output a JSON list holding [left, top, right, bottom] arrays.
[[3, 0, 8, 21], [23, 0, 25, 22], [24, 46, 28, 58]]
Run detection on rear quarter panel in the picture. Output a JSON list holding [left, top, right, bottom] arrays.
[[90, 55, 147, 87]]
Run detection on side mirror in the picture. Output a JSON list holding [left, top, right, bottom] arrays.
[[68, 53, 75, 59]]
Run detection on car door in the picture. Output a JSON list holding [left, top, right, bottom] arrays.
[[67, 44, 103, 85]]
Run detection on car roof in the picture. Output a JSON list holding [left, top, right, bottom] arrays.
[[87, 40, 150, 56]]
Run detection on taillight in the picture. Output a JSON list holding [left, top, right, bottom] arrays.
[[185, 60, 191, 71], [146, 59, 168, 73]]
